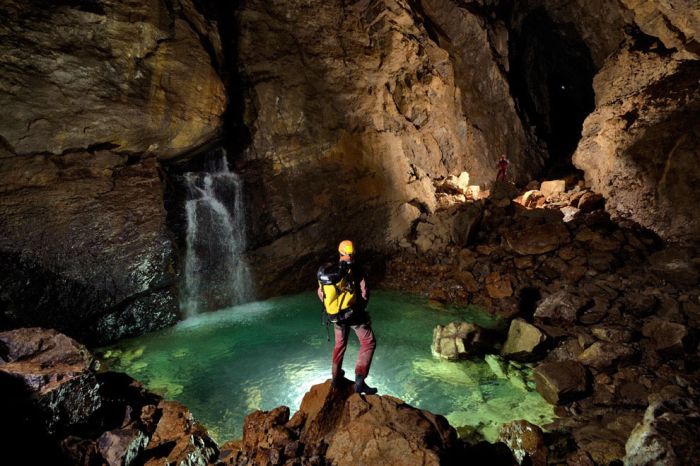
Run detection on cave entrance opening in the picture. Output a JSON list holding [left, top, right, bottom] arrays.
[[509, 8, 596, 178]]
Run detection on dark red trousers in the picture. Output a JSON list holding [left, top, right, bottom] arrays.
[[332, 322, 376, 379]]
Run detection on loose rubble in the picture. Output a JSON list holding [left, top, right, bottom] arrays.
[[383, 178, 700, 463]]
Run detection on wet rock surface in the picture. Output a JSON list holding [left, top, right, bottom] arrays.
[[383, 179, 700, 463], [0, 328, 219, 466], [0, 0, 226, 343], [221, 379, 462, 466]]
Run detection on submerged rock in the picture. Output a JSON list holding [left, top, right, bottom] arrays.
[[432, 322, 496, 360]]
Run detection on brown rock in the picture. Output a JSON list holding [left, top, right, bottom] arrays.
[[143, 401, 218, 466], [641, 318, 689, 355], [534, 361, 589, 405], [0, 328, 100, 433], [97, 428, 148, 466], [540, 180, 566, 198], [648, 248, 700, 286], [576, 192, 604, 212], [498, 420, 547, 466], [485, 272, 513, 299], [504, 222, 571, 255], [577, 341, 638, 371]]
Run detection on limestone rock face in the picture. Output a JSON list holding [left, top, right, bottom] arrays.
[[572, 44, 700, 242], [0, 0, 225, 342], [236, 0, 541, 295], [0, 153, 179, 344], [0, 0, 225, 158]]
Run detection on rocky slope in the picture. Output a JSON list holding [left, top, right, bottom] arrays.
[[383, 179, 700, 464]]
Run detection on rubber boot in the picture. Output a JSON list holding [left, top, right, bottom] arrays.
[[354, 375, 377, 395], [332, 369, 345, 389]]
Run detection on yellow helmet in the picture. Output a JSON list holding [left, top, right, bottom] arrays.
[[338, 240, 354, 259]]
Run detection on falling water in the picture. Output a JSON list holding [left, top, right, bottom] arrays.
[[181, 150, 253, 316]]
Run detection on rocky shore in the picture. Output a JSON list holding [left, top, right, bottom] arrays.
[[4, 179, 698, 465], [383, 178, 700, 464]]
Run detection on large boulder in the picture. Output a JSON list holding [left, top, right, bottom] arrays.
[[432, 321, 496, 360], [624, 394, 700, 466], [228, 380, 461, 466], [572, 43, 700, 243], [533, 361, 589, 405], [534, 290, 591, 324], [0, 328, 100, 434], [504, 221, 571, 255], [501, 318, 547, 361]]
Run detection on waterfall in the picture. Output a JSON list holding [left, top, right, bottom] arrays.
[[181, 150, 253, 316]]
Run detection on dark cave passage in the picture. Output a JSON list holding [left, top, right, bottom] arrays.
[[509, 8, 596, 177]]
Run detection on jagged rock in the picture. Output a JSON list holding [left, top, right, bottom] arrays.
[[413, 203, 482, 253], [504, 221, 571, 255], [432, 322, 495, 360], [641, 318, 689, 356], [97, 428, 149, 466], [501, 319, 547, 361], [591, 325, 634, 344], [572, 44, 700, 242], [0, 328, 100, 434], [534, 291, 590, 324], [485, 272, 513, 299], [577, 341, 638, 371], [624, 395, 700, 466], [533, 361, 589, 405], [233, 380, 460, 466], [438, 172, 471, 195], [540, 180, 566, 198], [142, 400, 218, 466], [560, 206, 581, 223], [498, 420, 547, 466]]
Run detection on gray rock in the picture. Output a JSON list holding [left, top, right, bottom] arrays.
[[534, 291, 590, 324], [97, 428, 149, 466], [624, 396, 700, 466], [501, 319, 547, 361], [431, 322, 494, 360]]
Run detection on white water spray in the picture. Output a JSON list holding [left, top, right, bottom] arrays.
[[181, 150, 253, 316]]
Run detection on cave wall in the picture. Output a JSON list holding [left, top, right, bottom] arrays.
[[234, 0, 546, 295], [569, 1, 700, 242], [1, 0, 698, 341], [0, 0, 226, 344]]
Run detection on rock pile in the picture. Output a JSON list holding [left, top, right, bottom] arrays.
[[384, 179, 700, 464], [0, 328, 218, 466]]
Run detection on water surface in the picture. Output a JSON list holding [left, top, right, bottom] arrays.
[[100, 291, 555, 442]]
